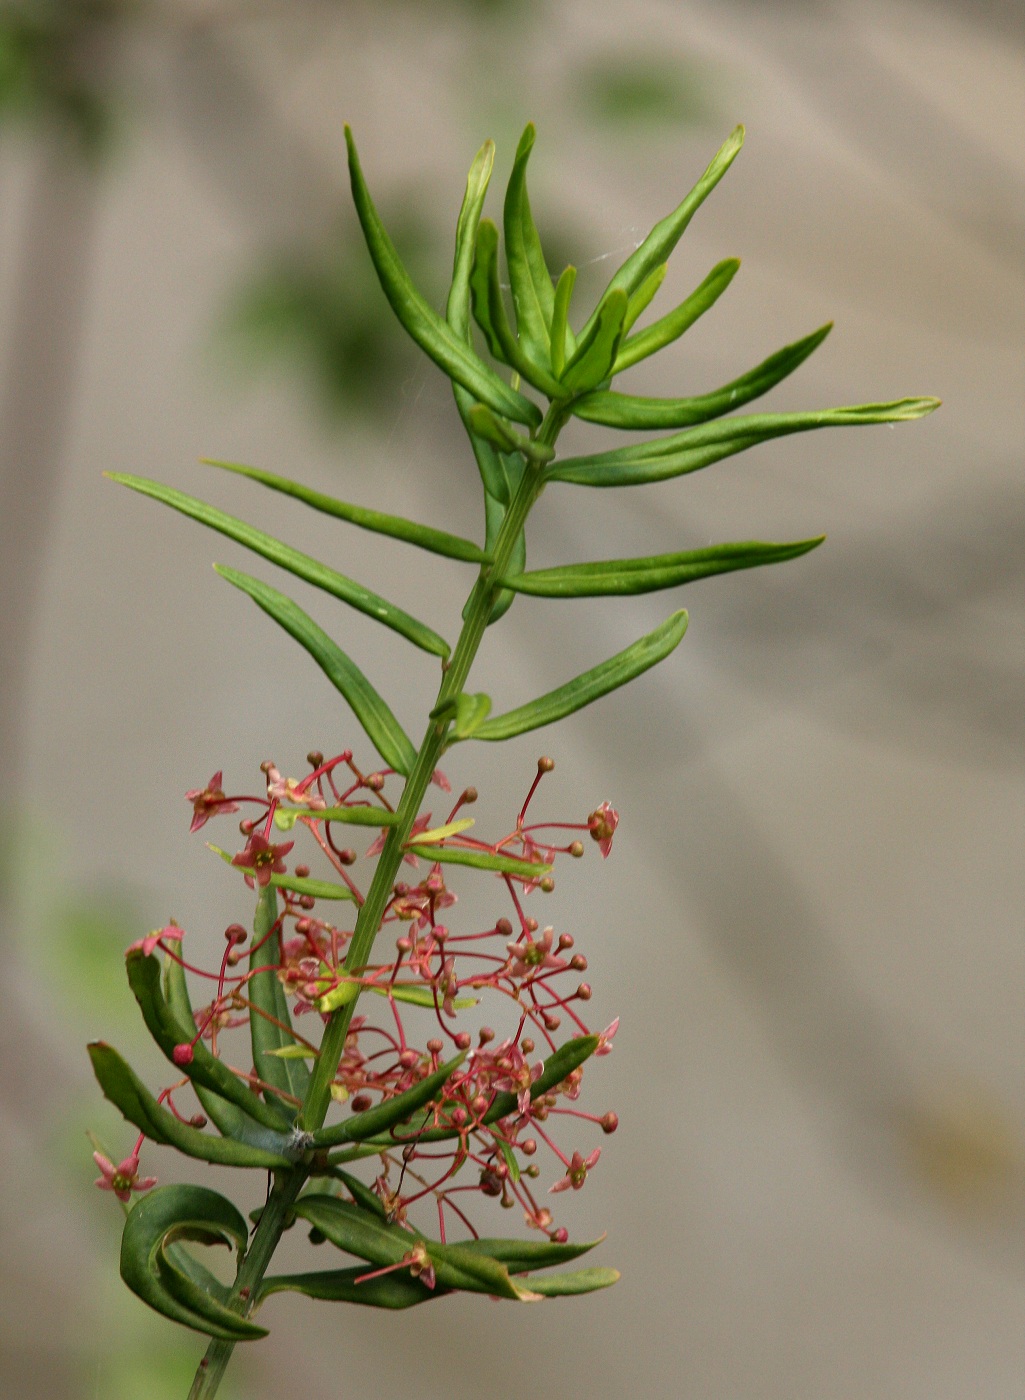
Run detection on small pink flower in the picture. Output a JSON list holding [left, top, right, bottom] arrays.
[[93, 1151, 157, 1203], [431, 769, 451, 793], [587, 802, 619, 858], [231, 832, 294, 888], [185, 772, 240, 833], [595, 1017, 620, 1056], [127, 924, 184, 958], [550, 1147, 601, 1194], [368, 812, 431, 865], [505, 926, 565, 981]]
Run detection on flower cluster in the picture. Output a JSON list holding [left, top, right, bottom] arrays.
[[119, 750, 619, 1244]]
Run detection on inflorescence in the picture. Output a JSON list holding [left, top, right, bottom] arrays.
[[120, 751, 620, 1249]]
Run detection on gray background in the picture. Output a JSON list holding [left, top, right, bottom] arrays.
[[1, 1, 1022, 1396]]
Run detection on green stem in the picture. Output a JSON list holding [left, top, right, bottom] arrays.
[[186, 406, 565, 1400]]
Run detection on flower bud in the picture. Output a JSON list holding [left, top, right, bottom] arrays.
[[172, 1043, 194, 1067]]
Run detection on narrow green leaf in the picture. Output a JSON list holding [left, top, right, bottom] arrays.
[[550, 265, 577, 379], [274, 805, 402, 830], [125, 950, 290, 1132], [410, 816, 476, 844], [501, 537, 824, 597], [214, 565, 418, 775], [503, 123, 555, 368], [576, 126, 744, 348], [292, 1195, 541, 1300], [446, 138, 495, 338], [308, 1053, 466, 1147], [405, 845, 551, 878], [467, 405, 555, 464], [89, 1042, 296, 1168], [622, 262, 667, 334], [469, 219, 561, 394], [345, 127, 541, 429], [108, 473, 449, 658], [368, 983, 478, 1011], [453, 690, 493, 739], [249, 886, 310, 1112], [162, 955, 297, 1153], [521, 1267, 620, 1296], [612, 257, 739, 374], [559, 289, 629, 395], [259, 1265, 435, 1310], [470, 611, 689, 741], [464, 1236, 603, 1270], [204, 459, 487, 563], [549, 398, 942, 487], [120, 1185, 268, 1340], [577, 323, 832, 429]]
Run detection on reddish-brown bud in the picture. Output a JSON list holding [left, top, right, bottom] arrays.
[[601, 1112, 619, 1134], [172, 1043, 194, 1067]]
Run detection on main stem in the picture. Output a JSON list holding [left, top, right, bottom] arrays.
[[188, 406, 564, 1399]]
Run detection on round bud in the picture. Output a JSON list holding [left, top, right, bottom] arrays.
[[350, 1094, 372, 1113], [339, 848, 356, 866], [172, 1043, 194, 1067], [495, 917, 513, 938], [553, 1227, 569, 1244], [569, 841, 584, 858], [540, 876, 555, 894], [454, 1032, 471, 1050], [240, 818, 254, 834], [295, 864, 311, 878], [461, 787, 478, 804], [570, 953, 587, 971], [190, 1114, 208, 1129], [537, 756, 555, 773], [576, 982, 592, 1001], [525, 1164, 540, 1179], [520, 1038, 535, 1055], [478, 1026, 495, 1045], [557, 933, 574, 951], [260, 760, 274, 774], [525, 916, 538, 933], [307, 751, 323, 767], [426, 1038, 444, 1055], [542, 1012, 561, 1031], [398, 1049, 420, 1069], [365, 773, 384, 792], [521, 1138, 537, 1156], [601, 1112, 619, 1134]]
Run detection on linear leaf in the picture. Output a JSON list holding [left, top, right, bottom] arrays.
[[503, 123, 555, 368], [471, 221, 560, 394], [259, 1265, 435, 1309], [292, 1195, 540, 1300], [89, 1042, 296, 1168], [215, 565, 417, 774], [125, 950, 290, 1132], [308, 1053, 466, 1148], [521, 1267, 619, 1296], [577, 323, 832, 429], [550, 265, 576, 379], [204, 459, 486, 563], [346, 127, 541, 429], [466, 405, 554, 464], [446, 137, 495, 338], [501, 538, 824, 597], [548, 398, 942, 487], [622, 262, 667, 334], [612, 257, 739, 374], [576, 126, 744, 347], [274, 806, 401, 831], [559, 289, 628, 395], [453, 690, 493, 738], [405, 845, 551, 878], [470, 611, 689, 741], [108, 473, 449, 658], [162, 954, 298, 1153], [120, 1185, 268, 1340], [249, 885, 310, 1112]]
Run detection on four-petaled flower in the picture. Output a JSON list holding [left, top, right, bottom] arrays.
[[127, 923, 184, 958], [587, 802, 619, 858], [550, 1147, 601, 1193], [185, 771, 240, 833], [231, 832, 294, 888], [504, 926, 565, 981], [93, 1151, 157, 1203]]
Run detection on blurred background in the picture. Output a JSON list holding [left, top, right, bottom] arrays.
[[1, 1, 1022, 1396]]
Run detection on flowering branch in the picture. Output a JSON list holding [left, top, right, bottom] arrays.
[[89, 121, 937, 1400]]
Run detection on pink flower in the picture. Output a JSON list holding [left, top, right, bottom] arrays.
[[127, 924, 184, 958], [431, 769, 451, 793], [549, 1148, 601, 1194], [231, 832, 294, 888], [185, 771, 240, 833], [595, 1017, 620, 1056], [587, 802, 619, 858], [368, 812, 431, 866], [93, 1151, 157, 1203], [504, 926, 565, 981]]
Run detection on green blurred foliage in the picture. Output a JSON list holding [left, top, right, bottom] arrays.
[[0, 0, 123, 156], [575, 52, 723, 130]]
